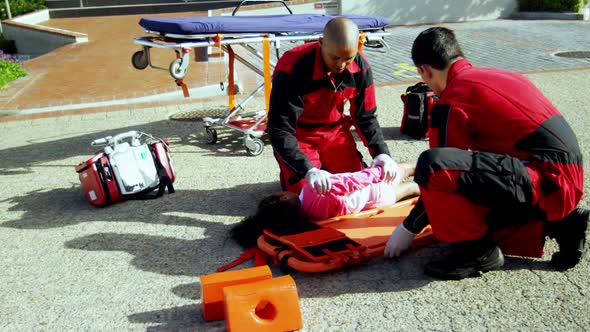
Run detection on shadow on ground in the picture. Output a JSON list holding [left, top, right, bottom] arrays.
[[1, 181, 280, 229], [126, 251, 438, 331], [128, 304, 225, 332], [0, 117, 276, 177], [125, 244, 562, 331]]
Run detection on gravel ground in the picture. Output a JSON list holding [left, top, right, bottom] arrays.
[[1, 67, 589, 331]]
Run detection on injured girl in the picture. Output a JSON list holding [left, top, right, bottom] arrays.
[[230, 163, 418, 248]]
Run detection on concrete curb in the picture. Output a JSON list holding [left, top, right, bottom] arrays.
[[511, 11, 588, 20], [0, 83, 227, 117]]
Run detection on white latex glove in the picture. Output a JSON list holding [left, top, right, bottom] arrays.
[[384, 223, 415, 258], [371, 154, 398, 184], [305, 168, 332, 194]]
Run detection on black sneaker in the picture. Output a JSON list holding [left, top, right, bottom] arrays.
[[546, 208, 589, 270], [424, 241, 505, 280]]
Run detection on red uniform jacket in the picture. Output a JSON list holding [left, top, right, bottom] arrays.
[[267, 41, 389, 176], [430, 59, 584, 221]]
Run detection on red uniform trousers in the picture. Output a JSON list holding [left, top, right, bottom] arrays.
[[275, 120, 363, 194], [415, 148, 582, 258]]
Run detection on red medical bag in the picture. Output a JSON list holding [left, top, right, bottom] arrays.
[[75, 131, 176, 207]]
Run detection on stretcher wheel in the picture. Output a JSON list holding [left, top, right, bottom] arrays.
[[205, 127, 217, 144], [245, 138, 264, 156], [169, 59, 188, 79], [131, 51, 149, 70]]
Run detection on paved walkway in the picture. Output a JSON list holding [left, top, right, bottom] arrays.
[[0, 12, 257, 118], [0, 17, 588, 120], [375, 19, 590, 81]]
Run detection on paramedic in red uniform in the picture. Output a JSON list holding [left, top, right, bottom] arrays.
[[384, 27, 587, 280], [267, 17, 397, 195]]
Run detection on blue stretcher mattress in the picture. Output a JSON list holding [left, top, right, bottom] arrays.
[[139, 14, 390, 35]]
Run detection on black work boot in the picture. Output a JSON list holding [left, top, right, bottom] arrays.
[[424, 235, 504, 280], [545, 208, 589, 270]]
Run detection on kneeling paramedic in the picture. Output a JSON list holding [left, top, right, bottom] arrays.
[[384, 27, 587, 280], [267, 17, 397, 195]]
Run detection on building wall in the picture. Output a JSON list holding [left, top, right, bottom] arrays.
[[3, 9, 87, 56], [217, 0, 338, 16], [217, 0, 518, 24], [339, 0, 518, 25]]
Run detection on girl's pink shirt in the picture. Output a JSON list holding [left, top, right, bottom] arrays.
[[300, 167, 398, 220]]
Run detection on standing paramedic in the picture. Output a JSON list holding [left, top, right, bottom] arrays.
[[384, 27, 587, 280], [267, 17, 397, 195]]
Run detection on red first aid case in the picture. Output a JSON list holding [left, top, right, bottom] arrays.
[[75, 131, 175, 207]]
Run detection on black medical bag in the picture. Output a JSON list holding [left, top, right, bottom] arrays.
[[400, 82, 438, 139]]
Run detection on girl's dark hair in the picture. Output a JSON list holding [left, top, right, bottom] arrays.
[[411, 27, 464, 70], [230, 192, 304, 248]]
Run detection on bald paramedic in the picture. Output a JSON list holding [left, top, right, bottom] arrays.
[[384, 27, 587, 280], [267, 17, 397, 194]]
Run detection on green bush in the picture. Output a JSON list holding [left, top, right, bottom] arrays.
[[518, 0, 589, 12], [0, 59, 26, 90], [1, 0, 46, 20]]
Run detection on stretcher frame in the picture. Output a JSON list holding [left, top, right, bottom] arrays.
[[131, 1, 390, 156], [257, 197, 435, 273]]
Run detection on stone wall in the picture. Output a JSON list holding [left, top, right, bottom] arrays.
[[2, 10, 88, 56]]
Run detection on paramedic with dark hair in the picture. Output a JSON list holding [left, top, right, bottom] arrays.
[[384, 27, 587, 280], [267, 17, 397, 195]]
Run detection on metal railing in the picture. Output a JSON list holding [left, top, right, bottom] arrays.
[[4, 0, 12, 19]]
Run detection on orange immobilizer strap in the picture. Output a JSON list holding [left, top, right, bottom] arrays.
[[173, 50, 190, 98], [358, 32, 366, 52], [262, 36, 272, 115], [276, 227, 366, 263], [215, 33, 235, 112], [175, 79, 189, 98], [226, 44, 236, 112], [217, 247, 268, 272]]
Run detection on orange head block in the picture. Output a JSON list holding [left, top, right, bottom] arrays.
[[200, 265, 272, 322], [223, 275, 303, 332]]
